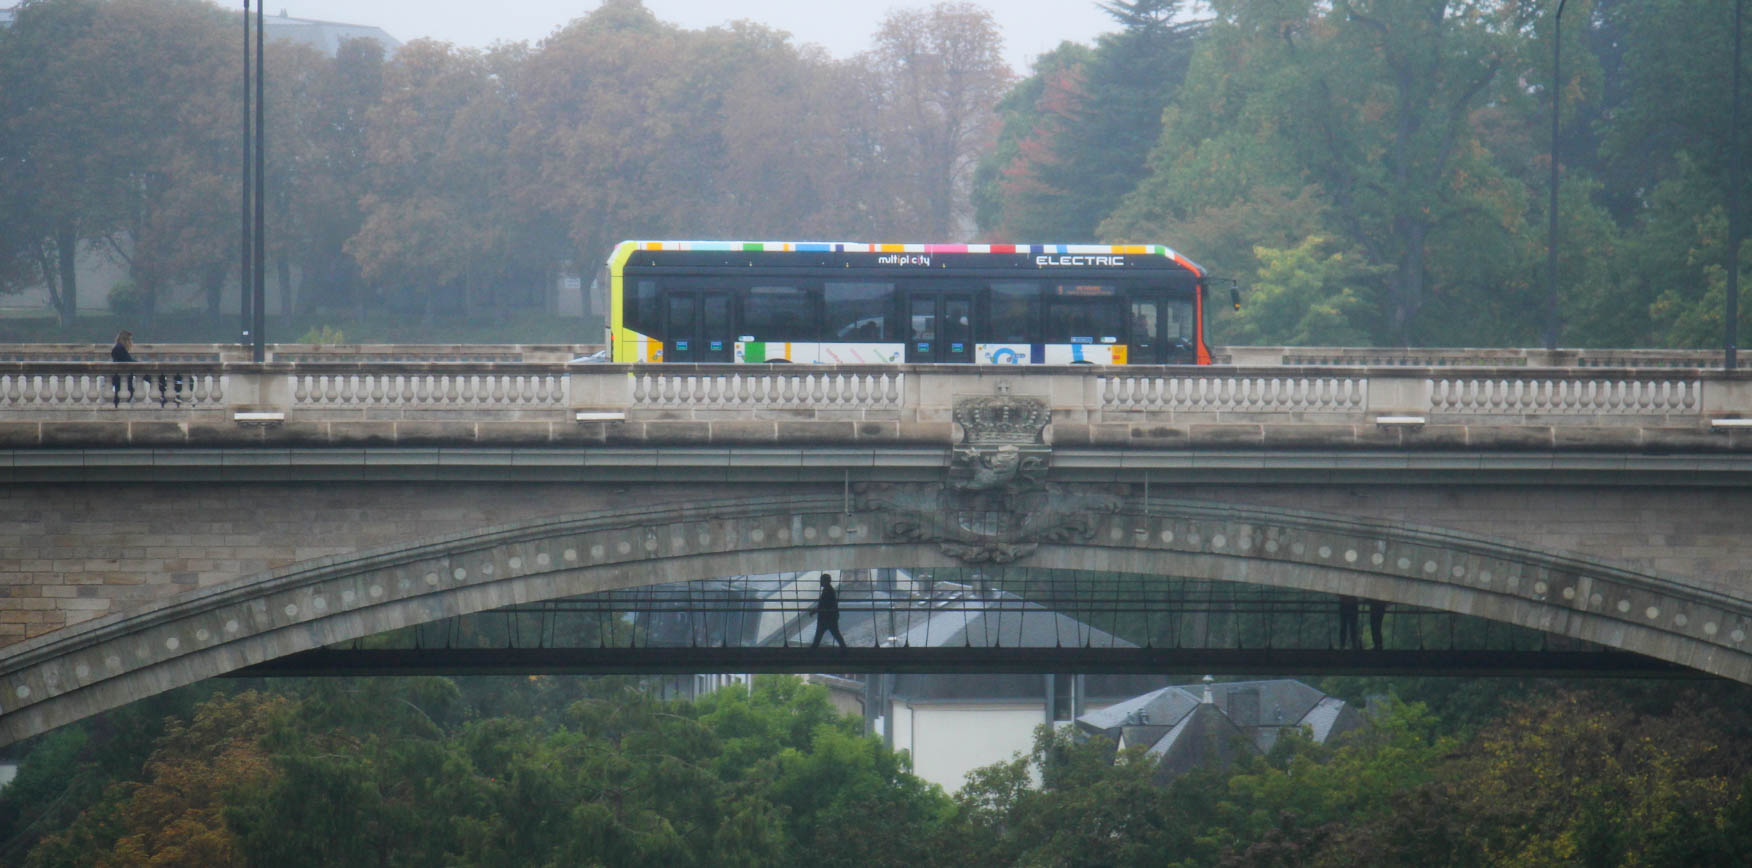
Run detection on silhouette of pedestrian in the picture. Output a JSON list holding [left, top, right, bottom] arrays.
[[810, 572, 846, 648], [1368, 600, 1387, 651], [1337, 595, 1360, 650], [110, 330, 136, 407]]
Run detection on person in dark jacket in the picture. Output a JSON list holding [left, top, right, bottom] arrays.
[[1337, 594, 1360, 650], [1368, 599, 1388, 651], [810, 572, 846, 648], [110, 330, 136, 407]]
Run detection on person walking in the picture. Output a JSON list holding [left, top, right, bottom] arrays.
[[809, 572, 846, 649], [110, 330, 136, 407], [1337, 595, 1360, 650], [1368, 600, 1388, 651]]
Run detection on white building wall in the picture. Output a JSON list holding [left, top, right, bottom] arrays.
[[893, 702, 1045, 794]]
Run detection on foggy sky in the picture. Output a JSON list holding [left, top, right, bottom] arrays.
[[270, 0, 1127, 74]]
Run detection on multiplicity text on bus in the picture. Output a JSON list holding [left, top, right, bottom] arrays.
[[607, 241, 1211, 365]]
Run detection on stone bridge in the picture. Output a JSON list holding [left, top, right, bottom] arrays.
[[2, 345, 1752, 746]]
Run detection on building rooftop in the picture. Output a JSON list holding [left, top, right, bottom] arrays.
[[1078, 678, 1367, 781], [261, 10, 399, 57]]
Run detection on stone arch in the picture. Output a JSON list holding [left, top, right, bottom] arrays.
[[2, 494, 1749, 747]]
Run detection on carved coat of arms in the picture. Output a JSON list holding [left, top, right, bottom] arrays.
[[858, 389, 1121, 563]]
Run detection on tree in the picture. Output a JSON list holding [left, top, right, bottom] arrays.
[[1107, 0, 1545, 346], [0, 0, 106, 324], [868, 2, 1011, 238], [347, 39, 528, 321], [24, 692, 286, 868], [980, 1, 1204, 241]]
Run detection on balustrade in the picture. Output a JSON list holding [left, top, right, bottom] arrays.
[[290, 369, 567, 409], [1101, 374, 1367, 413], [0, 358, 1743, 447], [1429, 375, 1699, 416], [0, 368, 222, 409], [629, 368, 904, 411]]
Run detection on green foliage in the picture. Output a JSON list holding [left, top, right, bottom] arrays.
[[296, 324, 346, 345], [1214, 236, 1388, 346], [104, 280, 141, 317], [9, 677, 1752, 867]]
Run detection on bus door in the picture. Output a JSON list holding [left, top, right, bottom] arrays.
[[1128, 294, 1196, 364], [905, 291, 975, 363], [663, 290, 734, 362]]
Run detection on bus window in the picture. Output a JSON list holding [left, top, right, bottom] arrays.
[[1130, 301, 1160, 343], [944, 297, 972, 348], [665, 293, 696, 355], [826, 281, 893, 341], [630, 279, 662, 335], [988, 281, 1035, 343], [742, 285, 814, 341], [910, 298, 936, 341], [1165, 299, 1194, 341], [1045, 300, 1123, 344]]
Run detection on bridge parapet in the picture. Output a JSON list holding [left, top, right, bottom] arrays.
[[0, 360, 1749, 451], [1222, 346, 1733, 368]]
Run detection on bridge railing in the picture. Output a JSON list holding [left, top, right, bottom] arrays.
[[0, 359, 1748, 448], [1218, 346, 1734, 368], [2, 343, 1731, 368]]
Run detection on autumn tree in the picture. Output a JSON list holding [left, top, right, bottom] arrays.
[[0, 0, 106, 324], [23, 691, 287, 868], [867, 2, 1011, 239], [0, 0, 239, 324]]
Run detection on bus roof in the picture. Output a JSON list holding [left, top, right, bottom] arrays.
[[611, 240, 1205, 277]]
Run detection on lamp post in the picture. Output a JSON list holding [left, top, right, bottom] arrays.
[[252, 0, 265, 363], [1729, 0, 1743, 370], [1544, 0, 1568, 352], [240, 1, 251, 350]]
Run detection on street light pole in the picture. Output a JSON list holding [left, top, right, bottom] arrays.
[[1729, 0, 1743, 370], [1544, 0, 1568, 352], [252, 0, 265, 363], [240, 1, 251, 349]]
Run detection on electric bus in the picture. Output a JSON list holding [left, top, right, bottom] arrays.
[[606, 241, 1212, 365]]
